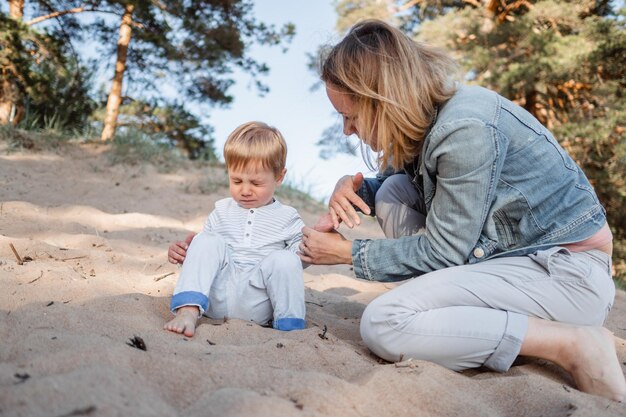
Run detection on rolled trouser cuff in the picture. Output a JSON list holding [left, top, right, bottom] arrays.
[[483, 311, 528, 372]]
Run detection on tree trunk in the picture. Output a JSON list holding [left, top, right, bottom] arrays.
[[9, 0, 24, 19], [100, 3, 134, 141], [0, 0, 25, 125]]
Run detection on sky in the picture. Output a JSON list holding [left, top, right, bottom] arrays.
[[205, 0, 373, 202]]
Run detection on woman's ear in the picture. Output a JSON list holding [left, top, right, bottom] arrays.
[[275, 168, 287, 185]]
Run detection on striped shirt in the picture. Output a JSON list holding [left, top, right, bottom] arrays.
[[203, 198, 305, 270]]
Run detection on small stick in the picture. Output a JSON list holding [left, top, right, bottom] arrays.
[[28, 271, 44, 284], [305, 301, 323, 307], [154, 272, 175, 282], [9, 243, 23, 265], [60, 255, 88, 261]]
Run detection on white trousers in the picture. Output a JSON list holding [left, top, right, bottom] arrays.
[[360, 174, 615, 372], [171, 232, 305, 330]]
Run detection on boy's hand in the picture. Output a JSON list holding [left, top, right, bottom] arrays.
[[313, 213, 336, 232], [168, 232, 196, 265]]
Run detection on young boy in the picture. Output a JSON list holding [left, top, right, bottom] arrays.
[[164, 121, 306, 337]]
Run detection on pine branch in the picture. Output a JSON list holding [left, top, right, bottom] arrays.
[[26, 6, 145, 29], [26, 6, 92, 26]]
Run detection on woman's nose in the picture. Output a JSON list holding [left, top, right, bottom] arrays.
[[343, 121, 356, 136]]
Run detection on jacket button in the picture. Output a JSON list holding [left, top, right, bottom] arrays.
[[473, 248, 485, 258]]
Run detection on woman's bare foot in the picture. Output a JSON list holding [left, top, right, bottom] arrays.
[[164, 306, 199, 337], [521, 318, 626, 402], [558, 327, 626, 401]]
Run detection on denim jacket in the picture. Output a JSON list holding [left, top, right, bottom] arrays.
[[352, 85, 606, 282]]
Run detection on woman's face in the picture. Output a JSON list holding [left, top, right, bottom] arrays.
[[325, 83, 360, 138], [325, 83, 379, 151]]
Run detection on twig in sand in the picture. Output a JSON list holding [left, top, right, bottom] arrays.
[[318, 324, 328, 340], [28, 271, 44, 284], [305, 301, 324, 307], [154, 271, 175, 282], [9, 243, 23, 265], [395, 358, 418, 369], [60, 255, 88, 262]]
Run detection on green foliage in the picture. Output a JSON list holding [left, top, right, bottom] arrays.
[[93, 100, 217, 161], [0, 122, 74, 151], [552, 102, 626, 238], [107, 126, 185, 172], [0, 14, 95, 129]]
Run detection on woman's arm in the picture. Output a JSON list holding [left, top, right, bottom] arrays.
[[350, 120, 503, 281]]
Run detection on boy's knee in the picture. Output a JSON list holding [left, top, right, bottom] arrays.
[[190, 232, 226, 250], [263, 250, 302, 272]]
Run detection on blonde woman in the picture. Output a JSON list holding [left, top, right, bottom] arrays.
[[298, 19, 625, 401]]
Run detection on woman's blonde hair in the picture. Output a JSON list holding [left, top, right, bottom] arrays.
[[224, 121, 287, 178], [321, 19, 458, 171]]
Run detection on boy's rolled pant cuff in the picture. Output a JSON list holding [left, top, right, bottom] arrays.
[[483, 311, 528, 372], [273, 318, 306, 331], [170, 291, 209, 316]]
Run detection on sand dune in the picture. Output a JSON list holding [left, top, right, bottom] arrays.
[[1, 142, 625, 416]]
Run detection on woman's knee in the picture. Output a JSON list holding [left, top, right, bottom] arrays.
[[360, 295, 415, 363], [374, 174, 414, 210], [374, 174, 426, 238]]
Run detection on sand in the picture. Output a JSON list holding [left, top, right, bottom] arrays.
[[1, 141, 625, 417]]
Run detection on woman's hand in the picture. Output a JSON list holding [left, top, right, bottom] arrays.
[[298, 226, 353, 265], [167, 232, 196, 265], [328, 172, 371, 229]]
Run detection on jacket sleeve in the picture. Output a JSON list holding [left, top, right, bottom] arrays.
[[352, 119, 505, 281]]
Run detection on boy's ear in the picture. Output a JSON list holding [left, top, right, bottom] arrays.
[[275, 168, 287, 185]]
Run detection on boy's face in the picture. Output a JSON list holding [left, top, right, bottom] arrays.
[[228, 163, 286, 209]]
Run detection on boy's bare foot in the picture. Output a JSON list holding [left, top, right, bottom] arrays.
[[164, 306, 199, 337], [558, 327, 626, 402]]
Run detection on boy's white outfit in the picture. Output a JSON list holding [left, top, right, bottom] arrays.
[[170, 197, 306, 330]]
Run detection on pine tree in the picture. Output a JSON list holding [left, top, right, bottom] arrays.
[[1, 0, 295, 143]]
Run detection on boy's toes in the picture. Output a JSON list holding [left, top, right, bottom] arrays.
[[164, 322, 182, 334], [183, 326, 195, 337]]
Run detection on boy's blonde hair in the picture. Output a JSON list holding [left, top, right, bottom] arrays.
[[321, 19, 458, 171], [224, 121, 287, 178]]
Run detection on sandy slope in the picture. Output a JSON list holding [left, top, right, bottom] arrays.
[[1, 142, 625, 417]]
